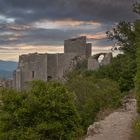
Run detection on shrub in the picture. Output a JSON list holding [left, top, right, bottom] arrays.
[[66, 76, 122, 130], [92, 54, 136, 92], [135, 20, 140, 113], [0, 81, 81, 140]]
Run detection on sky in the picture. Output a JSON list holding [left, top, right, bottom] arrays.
[[0, 0, 139, 61]]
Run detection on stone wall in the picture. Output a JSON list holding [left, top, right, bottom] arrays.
[[47, 53, 78, 81], [47, 54, 58, 80], [88, 53, 112, 71], [64, 36, 91, 58], [86, 43, 92, 58], [88, 58, 100, 71], [12, 36, 92, 91], [15, 53, 48, 90], [101, 53, 112, 66]]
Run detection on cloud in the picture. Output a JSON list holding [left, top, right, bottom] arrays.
[[0, 0, 139, 60], [0, 0, 139, 24], [80, 32, 107, 40]]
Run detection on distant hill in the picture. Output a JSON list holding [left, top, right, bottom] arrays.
[[0, 70, 13, 79], [0, 60, 17, 79]]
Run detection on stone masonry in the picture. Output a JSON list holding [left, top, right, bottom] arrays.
[[12, 36, 112, 91], [64, 36, 92, 58], [12, 36, 92, 90], [88, 53, 112, 71]]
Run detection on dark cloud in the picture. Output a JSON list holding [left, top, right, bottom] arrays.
[[0, 25, 106, 46], [0, 0, 139, 24], [0, 0, 140, 60]]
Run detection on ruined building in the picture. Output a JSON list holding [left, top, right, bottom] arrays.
[[88, 53, 112, 71], [13, 36, 92, 90], [12, 36, 112, 91]]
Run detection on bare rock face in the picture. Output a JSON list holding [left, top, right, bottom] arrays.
[[87, 122, 102, 136], [85, 98, 137, 140]]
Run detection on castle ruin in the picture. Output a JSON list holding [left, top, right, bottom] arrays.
[[12, 36, 92, 90], [11, 36, 112, 91]]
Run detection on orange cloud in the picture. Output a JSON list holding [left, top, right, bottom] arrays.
[[0, 44, 64, 61], [80, 32, 107, 40], [33, 19, 101, 29], [4, 24, 31, 31]]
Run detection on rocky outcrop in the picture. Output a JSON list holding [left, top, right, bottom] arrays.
[[85, 98, 137, 140]]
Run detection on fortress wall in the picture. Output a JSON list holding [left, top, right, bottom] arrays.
[[47, 53, 77, 80], [86, 43, 92, 58], [101, 53, 112, 66], [15, 69, 22, 90], [88, 58, 100, 70], [88, 53, 113, 71], [64, 36, 87, 55], [47, 54, 58, 80], [12, 70, 16, 89], [12, 37, 93, 90], [16, 53, 48, 90], [57, 53, 77, 79]]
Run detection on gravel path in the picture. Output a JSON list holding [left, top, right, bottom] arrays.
[[85, 98, 137, 140]]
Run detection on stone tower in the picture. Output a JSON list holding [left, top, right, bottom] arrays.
[[64, 36, 92, 58]]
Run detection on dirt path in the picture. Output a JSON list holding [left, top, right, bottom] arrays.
[[85, 98, 137, 140]]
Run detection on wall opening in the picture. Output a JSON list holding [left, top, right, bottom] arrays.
[[47, 76, 52, 81], [32, 71, 35, 79], [98, 55, 104, 63]]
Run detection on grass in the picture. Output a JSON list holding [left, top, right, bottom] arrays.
[[130, 116, 140, 140]]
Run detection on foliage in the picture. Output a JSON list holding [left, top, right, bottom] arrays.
[[106, 21, 136, 56], [0, 81, 81, 140], [133, 117, 140, 138], [66, 75, 122, 130], [133, 2, 140, 14], [135, 20, 140, 113], [93, 54, 136, 92], [105, 18, 137, 92]]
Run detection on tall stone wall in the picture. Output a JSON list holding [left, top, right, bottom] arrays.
[[15, 53, 48, 90], [88, 58, 100, 71], [86, 43, 92, 58], [47, 54, 58, 80], [12, 36, 92, 91], [64, 36, 91, 58], [47, 53, 78, 80], [88, 53, 112, 71], [56, 53, 78, 79], [101, 53, 112, 66]]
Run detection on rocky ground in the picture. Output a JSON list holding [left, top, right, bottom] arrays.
[[85, 98, 137, 140]]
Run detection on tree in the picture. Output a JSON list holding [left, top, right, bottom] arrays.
[[135, 20, 140, 113], [0, 81, 81, 140], [105, 17, 137, 92], [66, 75, 122, 130], [106, 21, 136, 56], [92, 54, 136, 92]]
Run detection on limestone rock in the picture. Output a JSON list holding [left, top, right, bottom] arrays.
[[87, 122, 102, 136]]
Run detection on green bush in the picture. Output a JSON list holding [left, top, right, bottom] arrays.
[[135, 20, 140, 113], [91, 54, 136, 92], [134, 117, 140, 136], [66, 76, 122, 130], [0, 81, 81, 140]]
